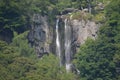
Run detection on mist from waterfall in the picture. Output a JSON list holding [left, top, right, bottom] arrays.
[[56, 19, 62, 67], [64, 19, 72, 72]]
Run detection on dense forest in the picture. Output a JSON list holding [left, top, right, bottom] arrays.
[[0, 0, 120, 80]]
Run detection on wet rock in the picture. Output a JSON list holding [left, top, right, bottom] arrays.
[[28, 14, 52, 57]]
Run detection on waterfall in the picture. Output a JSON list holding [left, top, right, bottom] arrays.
[[56, 18, 72, 72], [56, 19, 62, 66], [64, 19, 72, 72]]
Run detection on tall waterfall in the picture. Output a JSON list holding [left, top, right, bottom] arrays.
[[64, 19, 72, 72], [56, 19, 62, 66], [56, 18, 72, 72]]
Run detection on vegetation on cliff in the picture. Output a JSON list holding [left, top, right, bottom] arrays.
[[0, 0, 120, 80], [74, 0, 120, 79], [0, 32, 77, 80]]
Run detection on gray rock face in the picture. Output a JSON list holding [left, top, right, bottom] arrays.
[[28, 14, 52, 57], [54, 16, 100, 71], [28, 13, 100, 58], [71, 19, 100, 53]]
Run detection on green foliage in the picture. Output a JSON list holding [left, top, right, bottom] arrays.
[[0, 40, 77, 80], [0, 40, 35, 80], [0, 0, 106, 39], [0, 41, 17, 66], [74, 0, 120, 79], [94, 12, 105, 23], [31, 54, 77, 80], [35, 54, 59, 80], [0, 33, 36, 79], [11, 31, 35, 58], [74, 38, 117, 80], [56, 0, 72, 12], [1, 0, 119, 80], [0, 0, 27, 33], [8, 57, 35, 80]]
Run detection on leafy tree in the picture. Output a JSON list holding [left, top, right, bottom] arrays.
[[74, 0, 120, 79], [8, 57, 36, 80], [0, 0, 27, 33], [0, 41, 15, 80], [0, 40, 77, 80], [11, 31, 35, 58], [24, 54, 77, 80]]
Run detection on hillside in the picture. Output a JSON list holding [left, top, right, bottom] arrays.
[[0, 0, 120, 80]]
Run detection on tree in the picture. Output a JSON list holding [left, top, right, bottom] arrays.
[[11, 31, 35, 58], [74, 0, 120, 79], [0, 0, 27, 33]]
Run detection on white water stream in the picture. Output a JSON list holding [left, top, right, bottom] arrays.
[[64, 19, 71, 72], [56, 19, 62, 66], [56, 18, 72, 72]]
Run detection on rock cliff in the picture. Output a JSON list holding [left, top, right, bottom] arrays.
[[28, 14, 52, 57], [28, 12, 100, 59], [71, 19, 100, 53]]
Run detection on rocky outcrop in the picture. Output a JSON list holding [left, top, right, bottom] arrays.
[[54, 15, 100, 71], [28, 14, 52, 57], [28, 12, 100, 58], [57, 12, 100, 55], [61, 8, 78, 15], [71, 19, 100, 53]]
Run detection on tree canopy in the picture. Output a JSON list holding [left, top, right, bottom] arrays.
[[0, 0, 120, 80], [74, 0, 120, 79]]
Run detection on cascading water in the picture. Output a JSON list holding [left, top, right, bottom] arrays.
[[56, 19, 62, 66], [56, 18, 72, 72], [64, 19, 72, 72]]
